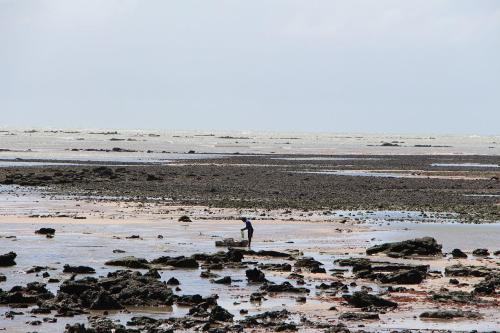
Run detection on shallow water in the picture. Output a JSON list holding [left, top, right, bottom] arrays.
[[1, 130, 498, 164], [431, 163, 499, 168], [0, 186, 499, 332]]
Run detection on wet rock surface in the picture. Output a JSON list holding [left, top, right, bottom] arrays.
[[104, 256, 150, 269], [215, 238, 248, 247], [0, 251, 17, 266], [366, 237, 442, 257], [420, 310, 482, 319], [343, 291, 398, 308]]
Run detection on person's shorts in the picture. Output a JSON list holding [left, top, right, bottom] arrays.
[[248, 230, 254, 238]]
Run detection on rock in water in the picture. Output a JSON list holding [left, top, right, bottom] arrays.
[[167, 277, 180, 285], [0, 252, 17, 266], [35, 228, 55, 235], [366, 237, 442, 257], [472, 248, 489, 257], [63, 265, 95, 274], [151, 256, 199, 268], [105, 256, 150, 269], [451, 249, 468, 258], [215, 238, 248, 247]]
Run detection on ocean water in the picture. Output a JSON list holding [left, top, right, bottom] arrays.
[[0, 129, 498, 164]]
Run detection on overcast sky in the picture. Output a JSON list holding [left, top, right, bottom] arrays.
[[1, 0, 499, 134]]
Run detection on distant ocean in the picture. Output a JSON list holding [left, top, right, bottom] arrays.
[[0, 128, 498, 164]]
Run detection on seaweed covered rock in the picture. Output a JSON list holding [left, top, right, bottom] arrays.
[[366, 237, 442, 257]]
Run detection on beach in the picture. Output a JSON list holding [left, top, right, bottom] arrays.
[[0, 130, 499, 332]]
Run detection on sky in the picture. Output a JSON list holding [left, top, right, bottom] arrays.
[[1, 0, 499, 134]]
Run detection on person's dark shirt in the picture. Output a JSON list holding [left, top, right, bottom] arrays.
[[242, 220, 253, 231]]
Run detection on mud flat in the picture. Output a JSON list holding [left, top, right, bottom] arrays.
[[0, 185, 499, 333], [1, 154, 498, 220]]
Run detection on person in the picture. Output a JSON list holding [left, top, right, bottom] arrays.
[[240, 217, 254, 247]]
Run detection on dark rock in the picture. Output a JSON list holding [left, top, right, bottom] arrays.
[[343, 291, 397, 308], [377, 269, 425, 284], [151, 255, 199, 268], [258, 263, 292, 272], [0, 282, 54, 305], [215, 238, 248, 247], [63, 265, 95, 274], [316, 281, 345, 290], [105, 256, 150, 269], [339, 312, 380, 321], [242, 249, 290, 258], [474, 272, 500, 295], [200, 271, 219, 279], [89, 291, 123, 310], [294, 257, 324, 273], [167, 277, 180, 285], [366, 237, 442, 256], [213, 276, 232, 284], [444, 264, 493, 277], [451, 248, 468, 258], [246, 268, 267, 283], [35, 228, 56, 235], [431, 290, 476, 303], [260, 282, 309, 293], [209, 305, 234, 322], [178, 215, 192, 222], [53, 270, 173, 311], [420, 310, 482, 319], [64, 323, 87, 333], [0, 252, 17, 266], [472, 248, 490, 257], [144, 269, 161, 279]]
